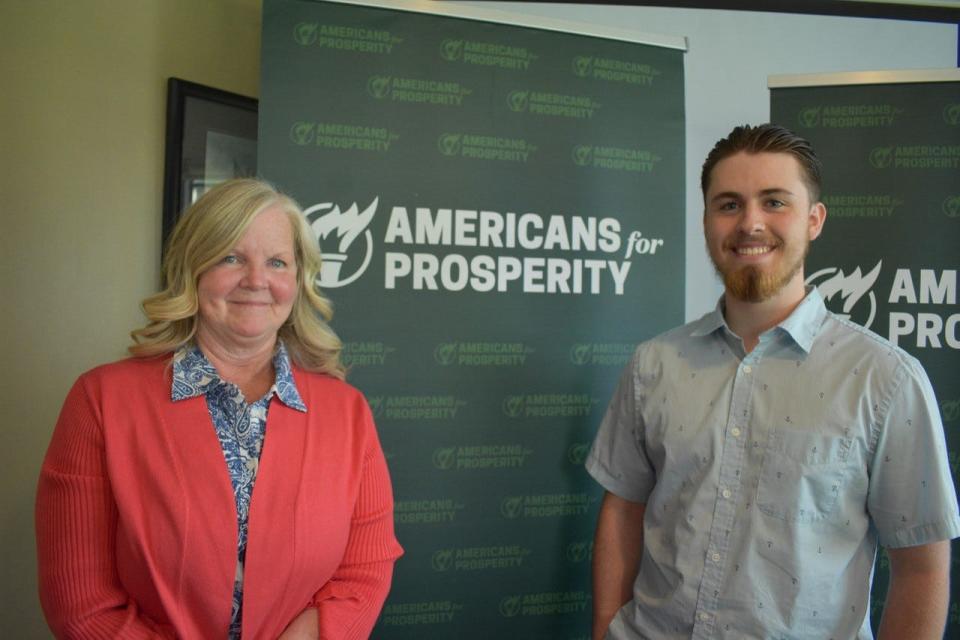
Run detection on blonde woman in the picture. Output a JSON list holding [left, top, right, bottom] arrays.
[[36, 179, 402, 639]]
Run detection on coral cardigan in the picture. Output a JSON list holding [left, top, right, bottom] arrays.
[[36, 356, 403, 639]]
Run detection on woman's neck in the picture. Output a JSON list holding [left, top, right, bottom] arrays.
[[195, 331, 277, 401]]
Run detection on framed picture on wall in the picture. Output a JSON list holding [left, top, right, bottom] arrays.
[[162, 77, 258, 252]]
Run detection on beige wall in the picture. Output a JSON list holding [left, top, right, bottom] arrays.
[[0, 0, 262, 633]]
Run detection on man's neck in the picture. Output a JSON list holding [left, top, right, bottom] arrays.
[[723, 276, 807, 353]]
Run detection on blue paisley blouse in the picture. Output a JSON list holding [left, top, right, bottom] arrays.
[[172, 342, 306, 639]]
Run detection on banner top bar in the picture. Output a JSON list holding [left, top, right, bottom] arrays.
[[769, 68, 960, 88], [316, 0, 688, 51]]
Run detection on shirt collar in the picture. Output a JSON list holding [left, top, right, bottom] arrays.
[[171, 341, 307, 412], [689, 287, 827, 354], [777, 287, 827, 353]]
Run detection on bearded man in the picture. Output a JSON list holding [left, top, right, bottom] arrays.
[[587, 124, 958, 640]]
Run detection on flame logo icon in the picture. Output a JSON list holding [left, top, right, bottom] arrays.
[[942, 195, 960, 218], [289, 122, 315, 146], [367, 75, 391, 99], [431, 549, 454, 571], [942, 399, 960, 422], [799, 107, 821, 128], [303, 198, 377, 288], [433, 342, 458, 365], [500, 496, 524, 519], [567, 442, 590, 465], [569, 343, 592, 364], [367, 396, 384, 418], [565, 541, 593, 563], [869, 147, 894, 169], [293, 22, 318, 46], [806, 261, 882, 329], [499, 595, 522, 617], [943, 103, 960, 126], [440, 39, 463, 61], [507, 90, 529, 112], [432, 447, 457, 470], [437, 133, 461, 156], [572, 56, 592, 77], [572, 146, 593, 167], [502, 396, 525, 418]]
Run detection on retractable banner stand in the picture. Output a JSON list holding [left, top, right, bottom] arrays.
[[259, 0, 685, 636], [771, 70, 960, 636]]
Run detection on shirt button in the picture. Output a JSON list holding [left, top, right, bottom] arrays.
[[712, 552, 721, 562], [731, 427, 741, 437], [743, 365, 752, 373], [722, 489, 732, 499]]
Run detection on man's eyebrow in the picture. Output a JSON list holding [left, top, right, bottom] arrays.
[[709, 191, 741, 203], [709, 188, 796, 203], [759, 188, 795, 196]]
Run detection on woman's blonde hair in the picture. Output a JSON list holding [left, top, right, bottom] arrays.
[[130, 178, 345, 379]]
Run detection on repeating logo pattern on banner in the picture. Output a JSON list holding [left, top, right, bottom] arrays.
[[261, 1, 685, 636], [773, 78, 960, 637]]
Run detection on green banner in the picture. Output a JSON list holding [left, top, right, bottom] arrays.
[[260, 1, 685, 636], [772, 75, 960, 636]]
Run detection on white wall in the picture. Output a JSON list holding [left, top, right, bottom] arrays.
[[455, 2, 957, 320]]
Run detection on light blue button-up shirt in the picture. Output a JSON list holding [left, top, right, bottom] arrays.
[[588, 288, 959, 640], [172, 342, 306, 639]]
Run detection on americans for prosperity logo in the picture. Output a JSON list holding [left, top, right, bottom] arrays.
[[300, 196, 665, 295], [498, 591, 590, 617], [380, 600, 462, 626], [437, 133, 536, 163], [572, 145, 661, 173], [289, 121, 399, 153], [798, 104, 902, 128], [440, 39, 537, 70], [943, 195, 960, 218], [431, 545, 530, 571], [434, 342, 533, 366], [367, 75, 471, 106], [571, 56, 659, 86], [507, 89, 600, 119], [806, 262, 882, 329], [501, 394, 596, 418], [869, 145, 960, 169], [292, 22, 402, 53], [943, 103, 960, 126], [810, 262, 959, 350], [304, 199, 378, 288], [822, 194, 902, 219]]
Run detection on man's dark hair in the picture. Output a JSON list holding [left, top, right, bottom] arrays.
[[700, 124, 822, 202]]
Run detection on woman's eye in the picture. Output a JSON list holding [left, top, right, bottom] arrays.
[[221, 255, 240, 264], [269, 258, 288, 268]]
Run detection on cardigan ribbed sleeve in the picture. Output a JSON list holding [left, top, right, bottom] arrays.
[[311, 406, 404, 640], [35, 376, 175, 639]]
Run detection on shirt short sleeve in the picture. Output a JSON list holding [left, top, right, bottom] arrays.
[[586, 349, 656, 504], [867, 358, 960, 548]]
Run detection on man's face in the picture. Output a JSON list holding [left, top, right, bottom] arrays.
[[703, 151, 825, 303]]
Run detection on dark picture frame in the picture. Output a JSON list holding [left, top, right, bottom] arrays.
[[162, 78, 258, 252]]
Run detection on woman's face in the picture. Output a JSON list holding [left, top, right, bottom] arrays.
[[196, 204, 298, 353]]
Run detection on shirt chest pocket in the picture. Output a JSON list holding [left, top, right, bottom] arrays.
[[756, 425, 854, 524]]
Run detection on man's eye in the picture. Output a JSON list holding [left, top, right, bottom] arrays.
[[766, 199, 785, 209], [718, 201, 738, 212]]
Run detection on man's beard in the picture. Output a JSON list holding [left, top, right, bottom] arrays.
[[711, 235, 809, 303]]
